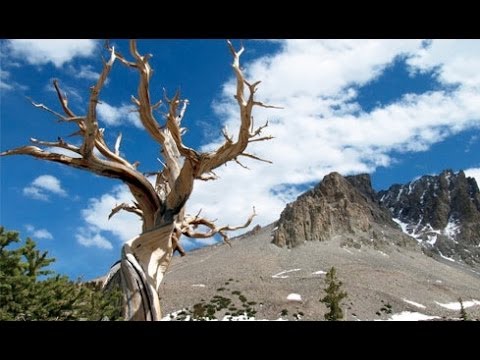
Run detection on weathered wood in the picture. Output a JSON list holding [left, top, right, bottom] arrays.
[[1, 40, 275, 320]]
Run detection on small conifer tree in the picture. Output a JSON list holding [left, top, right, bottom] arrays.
[[320, 266, 347, 321], [0, 226, 122, 320], [458, 298, 469, 321]]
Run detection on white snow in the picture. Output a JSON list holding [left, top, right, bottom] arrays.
[[385, 311, 439, 321], [272, 268, 301, 279], [438, 251, 456, 262], [435, 280, 442, 284], [396, 188, 404, 202], [312, 270, 327, 275], [191, 284, 206, 288], [445, 171, 452, 186], [378, 251, 389, 257], [287, 293, 302, 302], [443, 217, 460, 241], [408, 182, 415, 195], [420, 190, 427, 204], [161, 309, 191, 321], [435, 299, 480, 310], [392, 218, 412, 236], [426, 234, 437, 245], [402, 299, 426, 309]]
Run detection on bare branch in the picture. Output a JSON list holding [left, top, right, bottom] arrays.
[[239, 153, 272, 164], [171, 230, 186, 257], [1, 144, 160, 229], [29, 137, 81, 154], [222, 127, 233, 143], [109, 202, 143, 220], [251, 120, 269, 137], [194, 40, 277, 176], [248, 136, 274, 143], [180, 207, 257, 245], [53, 80, 76, 118], [28, 98, 68, 120], [253, 101, 283, 109], [83, 47, 116, 158], [234, 157, 250, 170]]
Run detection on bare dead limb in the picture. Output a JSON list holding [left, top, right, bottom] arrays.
[[1, 39, 274, 321], [109, 202, 143, 220], [180, 207, 257, 244]]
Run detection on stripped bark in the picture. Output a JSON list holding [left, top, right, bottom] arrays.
[[1, 40, 275, 320]]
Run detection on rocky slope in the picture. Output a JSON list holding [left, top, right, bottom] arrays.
[[158, 169, 480, 320], [378, 169, 480, 265], [272, 172, 416, 250], [273, 170, 480, 266], [161, 224, 480, 320]]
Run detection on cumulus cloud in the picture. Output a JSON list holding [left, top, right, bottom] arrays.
[[97, 102, 142, 128], [7, 39, 97, 67], [75, 227, 113, 250], [0, 69, 13, 90], [0, 68, 27, 91], [406, 39, 480, 88], [80, 185, 142, 243], [188, 39, 480, 229], [75, 39, 480, 246], [68, 64, 100, 81], [25, 224, 53, 240], [23, 175, 67, 201]]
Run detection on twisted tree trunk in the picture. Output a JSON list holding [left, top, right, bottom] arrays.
[[1, 39, 276, 320]]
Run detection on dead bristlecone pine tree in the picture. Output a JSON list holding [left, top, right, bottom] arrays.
[[1, 40, 278, 320], [320, 267, 348, 321]]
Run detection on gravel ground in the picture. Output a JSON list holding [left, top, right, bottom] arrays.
[[160, 224, 480, 321]]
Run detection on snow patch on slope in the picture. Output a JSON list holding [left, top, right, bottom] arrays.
[[402, 299, 426, 309], [435, 299, 480, 310]]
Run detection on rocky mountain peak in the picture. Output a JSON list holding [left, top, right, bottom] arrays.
[[378, 170, 480, 265], [272, 172, 414, 249], [272, 169, 480, 267]]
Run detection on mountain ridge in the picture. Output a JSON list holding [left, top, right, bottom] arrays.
[[273, 169, 480, 267]]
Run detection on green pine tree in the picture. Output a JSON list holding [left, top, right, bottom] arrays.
[[458, 298, 469, 321], [0, 226, 123, 320], [320, 266, 347, 321]]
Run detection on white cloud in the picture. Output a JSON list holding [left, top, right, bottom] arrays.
[[32, 175, 67, 195], [76, 181, 220, 248], [0, 69, 13, 90], [7, 39, 97, 67], [0, 68, 27, 91], [25, 224, 53, 240], [23, 175, 67, 201], [23, 186, 49, 201], [45, 147, 82, 158], [74, 39, 480, 247], [407, 40, 480, 88], [68, 64, 100, 81], [187, 39, 480, 229], [80, 185, 142, 243], [465, 168, 480, 187], [75, 227, 113, 250], [44, 79, 83, 103], [97, 102, 142, 128]]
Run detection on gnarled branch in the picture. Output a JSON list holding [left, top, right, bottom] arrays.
[[179, 207, 257, 245], [109, 202, 143, 220]]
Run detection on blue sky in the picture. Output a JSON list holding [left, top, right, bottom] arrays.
[[1, 39, 480, 280]]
